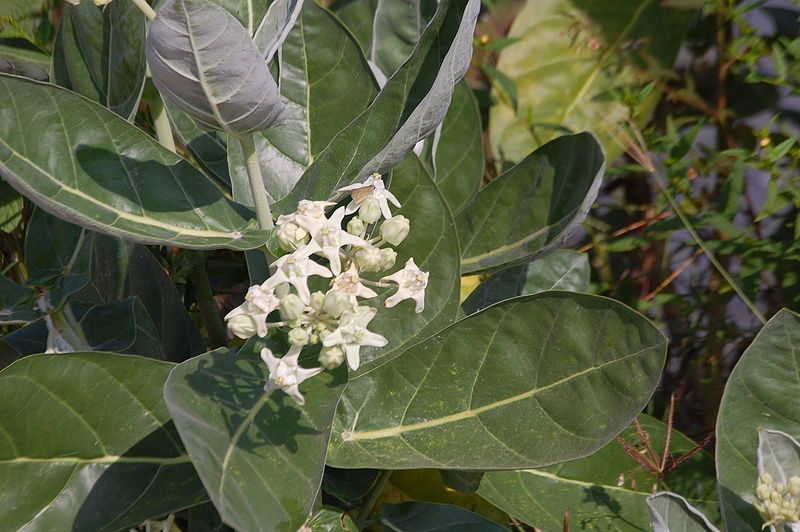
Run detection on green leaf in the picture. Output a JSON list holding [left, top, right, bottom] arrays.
[[164, 340, 348, 532], [275, 0, 481, 212], [433, 81, 484, 215], [163, 99, 230, 186], [478, 415, 718, 531], [0, 75, 268, 250], [24, 208, 92, 308], [716, 309, 800, 531], [146, 0, 284, 136], [227, 1, 379, 204], [74, 297, 165, 358], [380, 501, 508, 531], [488, 0, 692, 165], [0, 178, 23, 232], [0, 43, 49, 81], [252, 0, 303, 62], [0, 0, 51, 46], [329, 0, 378, 54], [348, 154, 461, 376], [647, 492, 719, 532], [458, 133, 604, 274], [188, 502, 233, 532], [371, 0, 437, 77], [77, 235, 205, 362], [757, 428, 800, 486], [307, 507, 358, 531], [0, 353, 207, 531], [0, 275, 37, 324], [462, 250, 590, 315], [328, 292, 666, 469], [52, 1, 146, 120]]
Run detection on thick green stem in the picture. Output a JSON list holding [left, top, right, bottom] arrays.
[[355, 470, 392, 528], [238, 135, 274, 230], [151, 95, 176, 153], [131, 0, 157, 21], [189, 252, 228, 348]]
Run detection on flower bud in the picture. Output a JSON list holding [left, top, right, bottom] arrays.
[[318, 345, 345, 369], [227, 314, 258, 339], [274, 283, 290, 298], [347, 217, 366, 237], [279, 293, 305, 321], [789, 476, 800, 496], [323, 290, 351, 318], [358, 198, 382, 223], [354, 245, 383, 272], [310, 291, 326, 312], [380, 248, 397, 270], [275, 221, 309, 252], [288, 327, 310, 346], [756, 483, 771, 501], [380, 215, 410, 246], [768, 502, 781, 517], [761, 473, 774, 485]]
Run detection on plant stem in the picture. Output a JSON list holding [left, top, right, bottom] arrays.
[[355, 469, 392, 529], [151, 95, 176, 154], [238, 135, 274, 230], [189, 252, 228, 348], [131, 0, 157, 21]]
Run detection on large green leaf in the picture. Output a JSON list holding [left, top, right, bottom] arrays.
[[164, 340, 348, 532], [488, 0, 693, 165], [328, 292, 666, 469], [0, 75, 268, 250], [165, 99, 230, 186], [73, 297, 165, 359], [0, 0, 50, 46], [380, 501, 508, 531], [307, 507, 358, 531], [371, 0, 437, 78], [346, 154, 460, 375], [52, 0, 146, 120], [0, 43, 49, 81], [432, 80, 484, 215], [478, 415, 718, 531], [0, 275, 36, 325], [24, 208, 92, 308], [329, 0, 378, 54], [647, 493, 719, 532], [716, 309, 800, 531], [77, 235, 205, 362], [0, 353, 207, 531], [275, 0, 480, 212], [458, 133, 604, 274], [462, 250, 590, 315], [227, 1, 379, 204], [0, 177, 23, 232]]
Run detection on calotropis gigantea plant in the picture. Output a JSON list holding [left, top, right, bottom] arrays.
[[0, 0, 694, 530]]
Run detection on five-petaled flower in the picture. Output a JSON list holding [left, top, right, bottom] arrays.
[[381, 258, 428, 313], [337, 173, 401, 220], [261, 345, 323, 405], [331, 263, 378, 305], [224, 285, 280, 338], [305, 207, 369, 275], [323, 306, 387, 370], [261, 248, 332, 304]]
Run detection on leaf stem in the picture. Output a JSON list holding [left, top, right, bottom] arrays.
[[355, 469, 392, 529], [188, 252, 228, 348], [150, 94, 176, 154], [130, 0, 157, 21], [238, 135, 274, 230]]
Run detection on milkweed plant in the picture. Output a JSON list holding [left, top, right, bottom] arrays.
[[0, 0, 798, 530]]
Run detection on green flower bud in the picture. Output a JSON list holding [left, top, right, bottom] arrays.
[[354, 245, 383, 272], [380, 248, 397, 270], [358, 198, 383, 224], [310, 291, 326, 312], [288, 327, 310, 346], [319, 345, 345, 369], [347, 217, 366, 237], [380, 215, 410, 246], [279, 293, 305, 321], [323, 290, 352, 318], [276, 221, 309, 252], [227, 314, 258, 339]]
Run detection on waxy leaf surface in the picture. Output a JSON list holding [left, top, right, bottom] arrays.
[[0, 75, 268, 250], [380, 501, 508, 531], [647, 493, 719, 532], [328, 292, 666, 469]]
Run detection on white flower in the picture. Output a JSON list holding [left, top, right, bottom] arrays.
[[279, 200, 335, 235], [381, 258, 428, 313], [261, 345, 323, 405], [323, 290, 352, 318], [336, 173, 401, 220], [224, 285, 280, 338], [380, 215, 410, 246], [275, 221, 309, 252], [323, 306, 387, 370], [279, 293, 306, 321], [262, 248, 332, 304], [357, 198, 382, 223], [331, 263, 378, 305], [304, 207, 368, 275], [318, 345, 345, 369], [353, 244, 384, 272], [288, 327, 311, 346]]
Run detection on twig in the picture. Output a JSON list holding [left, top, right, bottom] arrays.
[[354, 470, 392, 529], [130, 0, 157, 21], [643, 248, 703, 301]]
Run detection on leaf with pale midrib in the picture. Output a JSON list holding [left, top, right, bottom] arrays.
[[0, 353, 207, 531], [328, 292, 666, 469], [716, 309, 800, 531], [0, 75, 268, 250], [647, 493, 719, 532], [164, 340, 347, 532]]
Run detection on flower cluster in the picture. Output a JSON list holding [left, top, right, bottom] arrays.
[[225, 173, 429, 404], [755, 473, 800, 528]]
